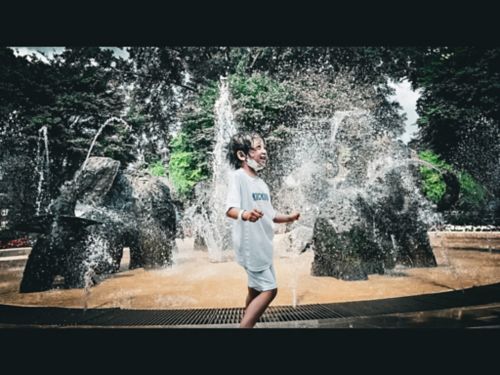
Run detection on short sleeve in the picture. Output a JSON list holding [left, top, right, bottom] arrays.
[[225, 171, 241, 214]]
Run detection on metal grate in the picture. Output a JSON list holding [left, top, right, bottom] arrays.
[[81, 304, 343, 326], [1, 282, 499, 327]]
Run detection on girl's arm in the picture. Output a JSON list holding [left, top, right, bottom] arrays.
[[226, 207, 242, 220], [273, 212, 300, 224], [226, 207, 264, 222]]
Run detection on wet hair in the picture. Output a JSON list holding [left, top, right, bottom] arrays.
[[226, 131, 264, 169]]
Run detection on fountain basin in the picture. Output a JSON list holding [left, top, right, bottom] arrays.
[[429, 231, 500, 250], [1, 231, 500, 310]]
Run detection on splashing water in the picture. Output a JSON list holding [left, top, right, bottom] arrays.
[[278, 112, 354, 304], [82, 232, 114, 308], [269, 71, 443, 285], [82, 117, 130, 170], [183, 77, 238, 262], [35, 126, 50, 215], [277, 105, 442, 229], [175, 70, 443, 302]]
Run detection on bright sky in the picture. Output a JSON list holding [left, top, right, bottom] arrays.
[[389, 79, 422, 144], [11, 46, 129, 61]]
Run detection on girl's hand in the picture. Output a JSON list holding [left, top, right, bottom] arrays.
[[244, 209, 264, 222]]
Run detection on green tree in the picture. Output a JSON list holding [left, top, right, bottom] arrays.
[[125, 47, 191, 165], [404, 47, 500, 197], [167, 81, 219, 197], [228, 72, 295, 135], [418, 150, 491, 223], [0, 47, 134, 204], [168, 133, 206, 198]]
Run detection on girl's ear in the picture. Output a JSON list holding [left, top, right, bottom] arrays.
[[237, 150, 246, 161]]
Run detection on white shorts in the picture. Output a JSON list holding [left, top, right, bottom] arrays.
[[245, 264, 277, 292]]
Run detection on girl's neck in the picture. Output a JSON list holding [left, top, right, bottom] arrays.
[[241, 163, 257, 178]]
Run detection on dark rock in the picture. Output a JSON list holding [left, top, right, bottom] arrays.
[[437, 171, 460, 211], [19, 157, 177, 292], [309, 131, 437, 280], [310, 195, 382, 280]]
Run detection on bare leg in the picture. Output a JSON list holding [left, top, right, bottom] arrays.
[[245, 287, 261, 312], [240, 288, 277, 328]]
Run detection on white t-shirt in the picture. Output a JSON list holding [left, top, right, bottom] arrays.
[[225, 168, 276, 271]]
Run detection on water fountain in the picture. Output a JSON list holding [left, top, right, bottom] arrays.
[[268, 73, 444, 281], [182, 77, 238, 262], [82, 116, 131, 170], [35, 125, 50, 215], [180, 71, 448, 304], [15, 116, 177, 293], [1, 50, 500, 325]]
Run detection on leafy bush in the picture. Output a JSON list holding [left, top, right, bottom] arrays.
[[148, 160, 166, 177], [457, 171, 488, 210], [418, 150, 488, 210], [168, 133, 206, 198], [418, 150, 452, 203]]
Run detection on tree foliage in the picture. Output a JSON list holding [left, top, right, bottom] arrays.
[[166, 82, 219, 197], [228, 72, 295, 135], [2, 46, 498, 225], [418, 150, 490, 223], [168, 133, 206, 198], [0, 47, 134, 201], [404, 47, 500, 197]]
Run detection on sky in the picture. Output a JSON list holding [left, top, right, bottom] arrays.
[[388, 79, 422, 144], [11, 47, 422, 144], [12, 46, 129, 61]]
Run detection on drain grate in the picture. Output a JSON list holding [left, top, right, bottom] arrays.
[[86, 304, 341, 326], [1, 282, 499, 327]]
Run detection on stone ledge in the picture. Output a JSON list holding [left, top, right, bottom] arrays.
[[428, 231, 500, 250]]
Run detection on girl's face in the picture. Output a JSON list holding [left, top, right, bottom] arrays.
[[248, 137, 268, 167]]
